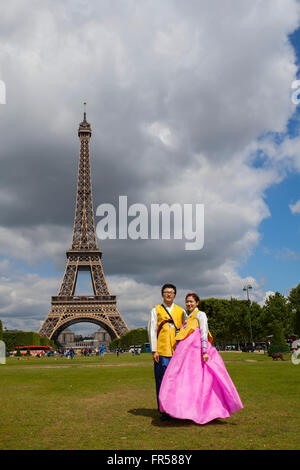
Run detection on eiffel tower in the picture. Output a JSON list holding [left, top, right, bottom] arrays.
[[39, 105, 128, 343]]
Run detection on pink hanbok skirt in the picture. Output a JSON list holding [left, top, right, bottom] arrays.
[[159, 327, 243, 424]]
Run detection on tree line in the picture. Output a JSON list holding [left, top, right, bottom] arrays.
[[200, 286, 300, 344], [199, 293, 295, 346], [202, 285, 300, 344], [110, 285, 300, 351]]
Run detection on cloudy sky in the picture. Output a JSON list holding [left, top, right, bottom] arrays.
[[1, 0, 300, 335]]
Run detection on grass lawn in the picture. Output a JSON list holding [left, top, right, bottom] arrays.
[[0, 351, 299, 450]]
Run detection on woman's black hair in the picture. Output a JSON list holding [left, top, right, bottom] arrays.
[[185, 292, 200, 303]]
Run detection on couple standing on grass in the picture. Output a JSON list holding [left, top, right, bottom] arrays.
[[147, 284, 243, 423]]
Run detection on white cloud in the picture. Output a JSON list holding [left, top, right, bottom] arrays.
[[146, 122, 177, 148], [259, 290, 276, 307], [289, 199, 300, 214], [0, 265, 60, 331], [0, 225, 70, 269]]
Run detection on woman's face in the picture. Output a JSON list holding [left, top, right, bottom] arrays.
[[185, 296, 198, 312]]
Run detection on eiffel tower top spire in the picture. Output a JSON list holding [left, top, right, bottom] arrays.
[[78, 102, 92, 137], [71, 105, 98, 250]]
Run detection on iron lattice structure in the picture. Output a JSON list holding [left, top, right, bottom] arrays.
[[39, 108, 128, 343]]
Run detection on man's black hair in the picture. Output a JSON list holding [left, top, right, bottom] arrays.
[[161, 284, 177, 296]]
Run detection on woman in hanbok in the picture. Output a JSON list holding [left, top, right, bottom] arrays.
[[159, 293, 243, 424]]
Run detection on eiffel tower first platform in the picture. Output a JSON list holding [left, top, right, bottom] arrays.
[[39, 106, 128, 343]]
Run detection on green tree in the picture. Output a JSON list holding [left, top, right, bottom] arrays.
[[40, 336, 51, 346], [269, 321, 289, 353], [262, 292, 293, 338], [109, 328, 149, 351], [271, 321, 286, 344], [0, 320, 3, 341], [249, 301, 265, 341], [109, 337, 120, 351], [199, 298, 231, 343], [228, 298, 250, 345], [199, 297, 260, 345], [3, 332, 16, 352], [288, 284, 300, 336]]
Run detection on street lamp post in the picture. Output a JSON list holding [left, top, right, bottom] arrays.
[[243, 284, 254, 348]]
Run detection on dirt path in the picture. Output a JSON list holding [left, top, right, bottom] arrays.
[[7, 359, 260, 370], [7, 362, 152, 370]]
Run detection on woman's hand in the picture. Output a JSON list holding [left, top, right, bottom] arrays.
[[202, 352, 209, 362]]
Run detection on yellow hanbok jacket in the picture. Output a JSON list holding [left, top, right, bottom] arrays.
[[175, 308, 213, 343], [155, 304, 185, 357]]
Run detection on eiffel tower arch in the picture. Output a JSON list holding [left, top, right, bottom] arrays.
[[39, 106, 128, 344]]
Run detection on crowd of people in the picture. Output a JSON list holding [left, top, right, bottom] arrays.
[[56, 345, 107, 358]]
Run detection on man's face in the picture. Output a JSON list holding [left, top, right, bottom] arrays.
[[162, 288, 176, 304]]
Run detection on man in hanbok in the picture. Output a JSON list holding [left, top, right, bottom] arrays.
[[147, 284, 186, 421]]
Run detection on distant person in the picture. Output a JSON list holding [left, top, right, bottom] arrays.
[[147, 283, 186, 421], [291, 335, 300, 351], [159, 292, 243, 424], [100, 344, 105, 360]]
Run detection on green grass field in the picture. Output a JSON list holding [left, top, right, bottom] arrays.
[[0, 352, 299, 450]]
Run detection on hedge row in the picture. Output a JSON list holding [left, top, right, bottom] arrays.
[[269, 343, 290, 354], [110, 328, 149, 351], [3, 331, 55, 352]]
